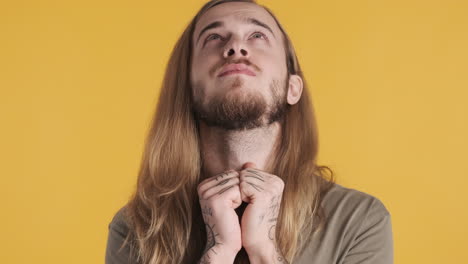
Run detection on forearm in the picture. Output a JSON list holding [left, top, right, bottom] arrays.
[[198, 246, 238, 264], [246, 243, 288, 264]]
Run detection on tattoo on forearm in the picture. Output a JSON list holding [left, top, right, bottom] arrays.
[[259, 213, 265, 223], [267, 225, 288, 263], [274, 242, 288, 263], [266, 195, 288, 263], [199, 246, 218, 264], [205, 223, 218, 250], [199, 223, 222, 264], [269, 195, 281, 216], [268, 224, 276, 240]]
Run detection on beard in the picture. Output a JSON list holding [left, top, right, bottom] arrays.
[[192, 76, 289, 130]]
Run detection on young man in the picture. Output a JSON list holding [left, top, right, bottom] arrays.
[[105, 1, 393, 263]]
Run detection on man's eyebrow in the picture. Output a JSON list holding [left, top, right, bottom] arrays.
[[196, 17, 276, 45], [245, 17, 275, 38], [197, 21, 224, 44]]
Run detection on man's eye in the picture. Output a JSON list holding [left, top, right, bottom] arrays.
[[250, 32, 267, 40], [206, 34, 222, 41]]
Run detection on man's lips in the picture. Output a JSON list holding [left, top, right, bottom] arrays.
[[218, 63, 256, 77]]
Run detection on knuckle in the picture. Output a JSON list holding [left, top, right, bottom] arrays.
[[278, 180, 285, 189], [273, 177, 284, 187], [200, 193, 208, 200]]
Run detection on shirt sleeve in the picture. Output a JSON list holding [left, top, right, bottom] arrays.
[[343, 197, 394, 264], [105, 209, 135, 264]]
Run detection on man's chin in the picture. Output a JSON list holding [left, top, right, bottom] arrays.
[[224, 89, 259, 106], [195, 93, 267, 130], [217, 75, 253, 90]]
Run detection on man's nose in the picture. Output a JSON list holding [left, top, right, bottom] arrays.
[[223, 38, 249, 58]]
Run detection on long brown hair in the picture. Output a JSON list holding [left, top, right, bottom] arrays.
[[121, 0, 335, 263]]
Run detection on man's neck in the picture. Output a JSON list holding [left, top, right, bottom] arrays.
[[199, 121, 282, 178]]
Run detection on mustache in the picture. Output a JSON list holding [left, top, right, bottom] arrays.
[[209, 58, 262, 76]]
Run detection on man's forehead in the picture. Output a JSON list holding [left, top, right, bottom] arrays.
[[194, 2, 279, 39]]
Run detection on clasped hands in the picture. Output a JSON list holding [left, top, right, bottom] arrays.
[[197, 162, 286, 264]]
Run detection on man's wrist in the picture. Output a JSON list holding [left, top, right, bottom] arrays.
[[216, 245, 239, 261], [245, 243, 277, 264], [200, 245, 239, 264]]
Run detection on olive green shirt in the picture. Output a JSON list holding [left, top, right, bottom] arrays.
[[105, 183, 393, 263]]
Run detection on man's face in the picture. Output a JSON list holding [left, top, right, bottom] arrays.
[[190, 2, 289, 130]]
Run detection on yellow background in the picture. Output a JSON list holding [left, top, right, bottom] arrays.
[[1, 0, 467, 263]]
